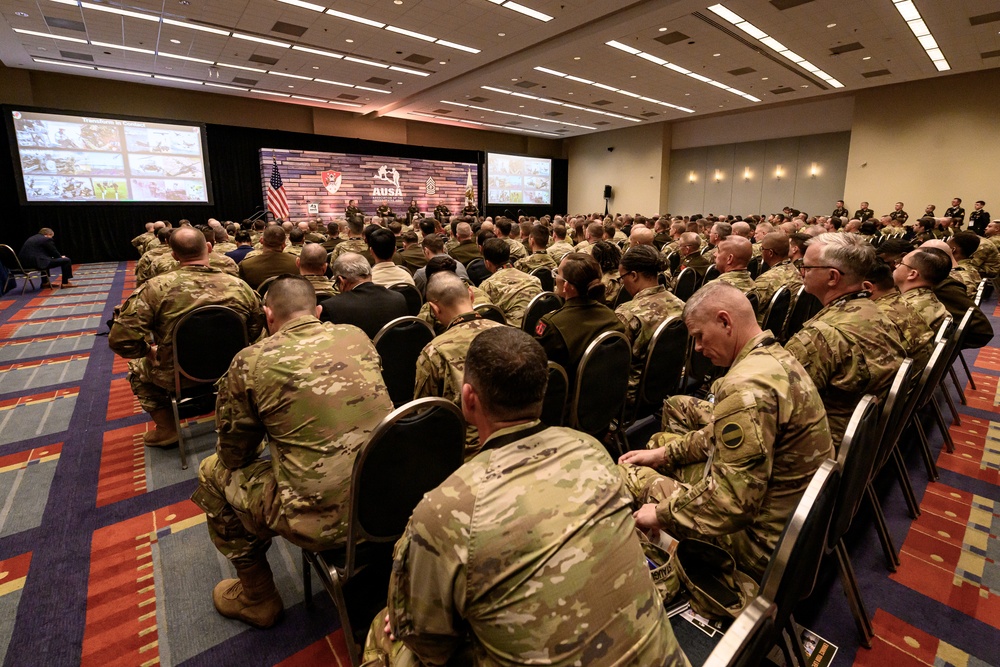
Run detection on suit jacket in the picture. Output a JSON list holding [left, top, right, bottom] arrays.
[[19, 234, 64, 269], [934, 276, 994, 349], [318, 281, 409, 339], [238, 250, 299, 290]]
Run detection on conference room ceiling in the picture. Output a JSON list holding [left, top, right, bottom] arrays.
[[1, 0, 999, 139]]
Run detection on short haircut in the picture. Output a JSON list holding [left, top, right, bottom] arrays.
[[421, 234, 445, 254], [298, 243, 328, 272], [477, 229, 496, 247], [418, 218, 437, 237], [712, 222, 732, 239], [482, 237, 511, 265], [552, 223, 567, 240], [169, 227, 207, 261], [591, 240, 622, 273], [367, 227, 397, 260], [620, 245, 664, 277], [456, 222, 473, 239], [401, 230, 419, 244], [289, 228, 305, 244], [953, 197, 962, 204], [876, 238, 915, 260], [214, 228, 229, 243], [39, 227, 54, 235], [976, 200, 985, 206], [683, 281, 754, 324], [865, 260, 895, 291], [464, 327, 548, 422], [808, 232, 875, 283], [788, 232, 811, 257], [529, 225, 549, 249], [263, 274, 316, 319], [561, 253, 604, 301], [907, 248, 951, 285], [425, 254, 458, 279], [761, 232, 790, 257], [426, 272, 471, 310], [327, 221, 340, 235], [828, 217, 843, 230], [347, 217, 364, 234], [332, 252, 372, 281], [586, 221, 604, 240], [263, 226, 286, 249], [495, 218, 513, 237], [951, 231, 980, 258], [389, 220, 402, 234]]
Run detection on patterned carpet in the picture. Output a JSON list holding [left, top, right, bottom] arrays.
[[0, 261, 998, 666]]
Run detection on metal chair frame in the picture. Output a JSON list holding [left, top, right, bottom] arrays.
[[474, 302, 508, 325], [372, 316, 434, 407], [569, 331, 631, 456], [703, 597, 778, 667], [521, 291, 563, 335], [0, 243, 45, 295], [388, 282, 423, 317], [629, 316, 687, 425]]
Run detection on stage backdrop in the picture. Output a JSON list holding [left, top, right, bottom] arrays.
[[260, 148, 478, 221]]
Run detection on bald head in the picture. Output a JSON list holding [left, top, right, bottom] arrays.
[[731, 221, 752, 239], [679, 232, 702, 255], [169, 226, 209, 263], [456, 222, 473, 240], [718, 236, 752, 270], [685, 281, 755, 325], [920, 239, 957, 267], [629, 226, 654, 247], [297, 243, 329, 275], [426, 272, 473, 310], [263, 275, 318, 327]]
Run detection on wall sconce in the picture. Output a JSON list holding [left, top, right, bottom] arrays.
[[744, 167, 751, 181], [714, 169, 722, 183], [775, 165, 783, 180], [810, 162, 819, 178], [689, 171, 696, 183]]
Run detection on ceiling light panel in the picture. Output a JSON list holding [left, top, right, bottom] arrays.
[[890, 0, 950, 70], [410, 112, 560, 137], [604, 41, 763, 101], [530, 67, 695, 114], [441, 99, 596, 130], [705, 4, 844, 88]]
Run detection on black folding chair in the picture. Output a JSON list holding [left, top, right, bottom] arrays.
[[673, 267, 698, 301], [302, 398, 465, 667], [702, 265, 721, 284], [703, 597, 778, 667], [759, 459, 841, 667], [746, 291, 759, 315], [474, 302, 508, 324], [530, 266, 555, 292], [630, 316, 687, 425], [521, 292, 563, 335], [904, 338, 950, 482], [760, 286, 792, 336], [372, 317, 434, 407], [0, 244, 45, 294], [747, 255, 763, 280], [388, 282, 423, 316], [612, 284, 633, 308], [170, 306, 250, 469], [782, 285, 822, 342], [682, 334, 724, 397], [946, 306, 978, 407], [540, 362, 569, 427], [666, 251, 681, 274], [570, 331, 631, 456]]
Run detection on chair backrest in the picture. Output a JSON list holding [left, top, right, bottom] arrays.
[[373, 316, 435, 407], [673, 267, 698, 301], [933, 316, 953, 343], [760, 286, 791, 335], [466, 258, 488, 287], [760, 459, 840, 628], [747, 255, 763, 280], [974, 279, 988, 307], [388, 282, 423, 316], [474, 302, 508, 324], [702, 264, 721, 284], [872, 358, 915, 473], [255, 274, 284, 298], [613, 284, 633, 308], [911, 338, 950, 412], [946, 307, 975, 367], [828, 395, 881, 551], [635, 316, 687, 413], [347, 398, 466, 563], [703, 596, 778, 667], [172, 306, 249, 389], [541, 362, 569, 427], [530, 266, 555, 292], [782, 285, 822, 341], [521, 292, 563, 334], [666, 251, 681, 274], [684, 333, 723, 391], [570, 331, 631, 434], [746, 291, 759, 315], [0, 244, 32, 276]]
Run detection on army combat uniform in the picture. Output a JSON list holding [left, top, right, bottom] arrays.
[[954, 263, 982, 297], [546, 240, 574, 260], [146, 251, 240, 284], [504, 238, 528, 262], [416, 284, 493, 335], [192, 315, 394, 567], [873, 290, 936, 371], [615, 285, 685, 404], [751, 260, 802, 324], [620, 331, 832, 580], [305, 274, 338, 300], [108, 265, 264, 412], [785, 291, 904, 446], [134, 244, 173, 284], [970, 239, 1000, 276], [413, 312, 504, 457], [717, 269, 756, 295], [375, 421, 690, 667], [329, 237, 371, 264], [513, 251, 556, 274], [480, 267, 542, 327]]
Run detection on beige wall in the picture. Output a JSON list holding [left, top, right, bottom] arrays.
[[844, 68, 1000, 218], [566, 123, 670, 215]]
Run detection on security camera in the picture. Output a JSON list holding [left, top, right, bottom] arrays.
[[608, 147, 614, 152]]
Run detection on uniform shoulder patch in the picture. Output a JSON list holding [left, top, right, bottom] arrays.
[[535, 320, 548, 336], [721, 422, 744, 449]]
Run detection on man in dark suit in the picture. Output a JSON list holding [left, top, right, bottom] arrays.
[[319, 252, 408, 338], [19, 227, 74, 287]]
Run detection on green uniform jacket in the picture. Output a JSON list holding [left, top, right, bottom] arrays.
[[534, 297, 626, 384]]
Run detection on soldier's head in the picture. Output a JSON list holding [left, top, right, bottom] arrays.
[[709, 222, 731, 246], [426, 271, 474, 323], [495, 218, 513, 238], [456, 222, 473, 241], [262, 275, 318, 331], [683, 282, 760, 367], [619, 245, 666, 296], [895, 248, 950, 292], [462, 327, 548, 430], [678, 232, 701, 257], [288, 228, 305, 245], [169, 226, 209, 264], [801, 232, 875, 304], [975, 200, 986, 211], [347, 217, 364, 235], [586, 222, 605, 243], [529, 225, 549, 252], [836, 200, 844, 208], [297, 243, 328, 277], [986, 221, 1000, 238], [731, 221, 752, 239], [863, 260, 896, 300], [591, 241, 622, 274], [874, 238, 915, 268], [919, 239, 957, 267], [754, 222, 774, 242], [557, 253, 604, 301], [629, 225, 654, 247], [262, 226, 286, 251], [420, 234, 446, 259], [332, 252, 372, 291], [482, 238, 511, 273], [552, 223, 567, 241], [952, 198, 962, 207], [714, 237, 752, 273], [759, 232, 790, 268], [947, 231, 979, 261], [367, 227, 397, 262], [327, 221, 341, 237], [213, 227, 229, 244], [234, 230, 252, 246]]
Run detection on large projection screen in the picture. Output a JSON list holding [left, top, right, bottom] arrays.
[[487, 153, 552, 206], [7, 107, 211, 204]]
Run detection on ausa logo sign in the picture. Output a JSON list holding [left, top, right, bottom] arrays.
[[321, 170, 342, 195], [372, 165, 402, 197]]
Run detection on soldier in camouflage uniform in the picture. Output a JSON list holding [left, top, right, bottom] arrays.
[[513, 225, 557, 274], [894, 248, 950, 341], [480, 238, 542, 327], [109, 227, 264, 447], [785, 233, 904, 445], [495, 218, 528, 262], [619, 282, 832, 581], [866, 261, 936, 371], [948, 232, 984, 296], [364, 327, 689, 667], [131, 223, 156, 254], [969, 232, 1000, 277], [546, 223, 575, 260], [416, 256, 493, 334], [615, 246, 685, 405], [714, 237, 756, 295], [329, 217, 371, 263], [192, 275, 394, 629], [297, 243, 338, 300], [674, 232, 711, 284], [751, 233, 803, 325], [414, 273, 504, 457], [145, 229, 239, 284], [134, 228, 174, 283]]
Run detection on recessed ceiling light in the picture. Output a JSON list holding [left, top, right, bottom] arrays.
[[397, 81, 403, 84], [713, 53, 721, 57], [761, 76, 768, 80], [827, 23, 836, 28], [623, 106, 628, 109], [345, 39, 354, 43], [801, 84, 808, 87], [288, 85, 295, 88], [15, 11, 28, 17], [439, 61, 446, 64], [630, 75, 636, 78], [862, 56, 871, 60], [684, 93, 690, 96], [659, 27, 667, 32], [170, 39, 181, 44], [394, 0, 403, 3], [719, 105, 724, 108], [511, 78, 517, 81], [573, 56, 581, 60], [519, 105, 524, 107], [498, 32, 505, 37], [312, 65, 319, 69]]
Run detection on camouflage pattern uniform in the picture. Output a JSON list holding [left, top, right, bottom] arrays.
[[954, 262, 982, 296], [601, 271, 623, 308], [191, 315, 394, 567], [284, 244, 304, 257], [134, 244, 172, 284], [144, 251, 239, 285], [480, 267, 542, 327], [376, 421, 690, 667], [305, 275, 338, 300], [970, 240, 1000, 276], [573, 240, 593, 256], [108, 266, 265, 412], [417, 284, 493, 335], [330, 237, 370, 263], [620, 332, 832, 580], [132, 231, 155, 253], [213, 242, 238, 255], [513, 251, 556, 274], [899, 286, 949, 335], [413, 312, 504, 457], [873, 290, 936, 371], [751, 260, 803, 325], [545, 240, 574, 260], [785, 292, 904, 445], [615, 285, 685, 402], [504, 238, 528, 262], [717, 269, 756, 294]]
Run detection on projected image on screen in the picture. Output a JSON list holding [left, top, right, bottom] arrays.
[[10, 109, 210, 203], [487, 153, 552, 206]]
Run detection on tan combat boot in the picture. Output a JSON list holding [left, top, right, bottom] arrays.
[[213, 560, 284, 629], [142, 408, 178, 447]]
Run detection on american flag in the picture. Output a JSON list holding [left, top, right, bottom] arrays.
[[266, 159, 290, 220]]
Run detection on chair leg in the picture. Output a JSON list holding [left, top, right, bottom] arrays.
[[788, 614, 811, 667], [890, 447, 921, 519], [171, 398, 188, 470], [960, 353, 976, 391], [944, 370, 964, 417], [913, 418, 940, 481], [865, 484, 900, 571], [328, 571, 362, 667], [929, 398, 955, 453], [835, 540, 874, 648], [303, 550, 313, 608]]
